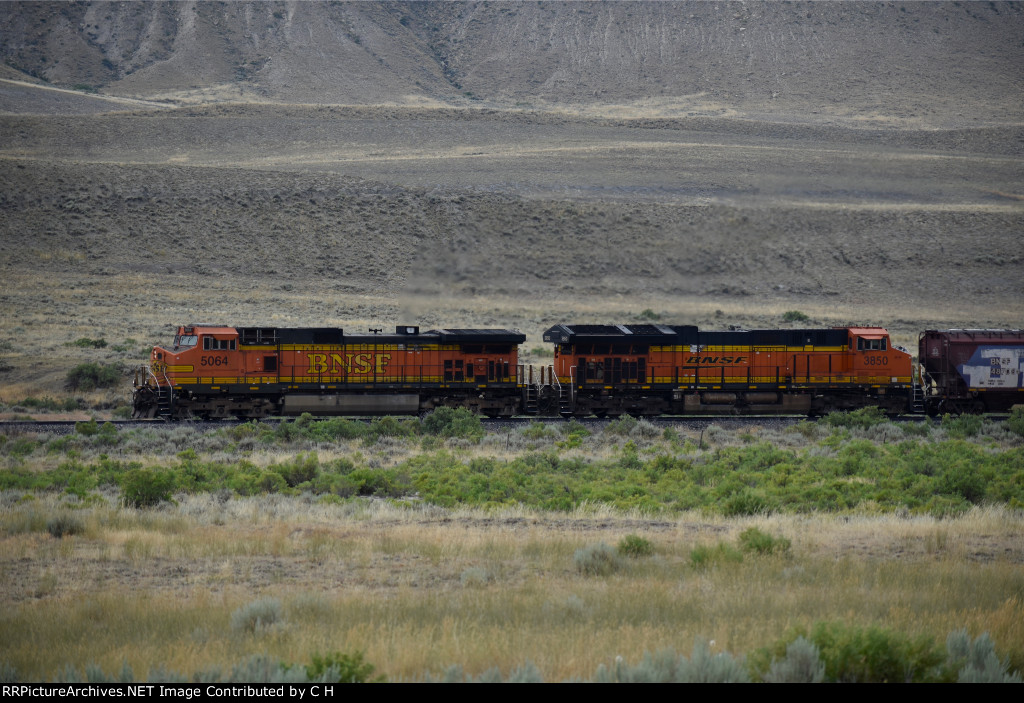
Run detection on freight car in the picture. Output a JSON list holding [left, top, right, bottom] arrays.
[[919, 329, 1024, 415], [539, 323, 915, 416], [132, 324, 525, 420]]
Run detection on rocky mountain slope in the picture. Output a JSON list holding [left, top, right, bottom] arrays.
[[2, 1, 1021, 124]]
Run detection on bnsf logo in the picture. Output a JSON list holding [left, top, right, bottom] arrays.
[[686, 356, 748, 364], [308, 353, 391, 375]]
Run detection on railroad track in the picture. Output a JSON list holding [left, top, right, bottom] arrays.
[[0, 414, 976, 435]]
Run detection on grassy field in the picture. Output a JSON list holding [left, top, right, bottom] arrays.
[[2, 412, 1022, 682]]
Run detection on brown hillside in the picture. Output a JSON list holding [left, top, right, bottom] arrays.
[[1, 2, 1021, 124]]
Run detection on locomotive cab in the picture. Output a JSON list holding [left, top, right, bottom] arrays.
[[847, 328, 912, 382], [151, 325, 241, 371]]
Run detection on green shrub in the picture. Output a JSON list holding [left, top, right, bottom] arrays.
[[522, 421, 556, 440], [273, 451, 319, 487], [345, 468, 408, 497], [273, 415, 369, 443], [901, 421, 932, 437], [421, 407, 484, 441], [574, 542, 622, 576], [604, 415, 639, 436], [305, 651, 384, 683], [617, 534, 654, 558], [67, 337, 107, 348], [1007, 407, 1024, 438], [18, 396, 80, 412], [66, 362, 121, 391], [803, 621, 945, 682], [782, 310, 809, 322], [738, 527, 791, 555], [941, 413, 985, 438], [721, 489, 770, 516], [364, 416, 419, 444], [46, 513, 85, 538], [75, 419, 99, 436], [639, 308, 660, 321], [939, 463, 985, 504], [121, 468, 176, 507], [787, 420, 822, 440], [230, 598, 283, 634], [690, 542, 743, 569], [230, 469, 288, 496], [824, 406, 887, 430]]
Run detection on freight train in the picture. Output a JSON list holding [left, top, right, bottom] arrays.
[[132, 322, 1023, 420]]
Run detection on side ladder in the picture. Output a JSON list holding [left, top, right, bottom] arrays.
[[153, 366, 175, 420], [522, 365, 539, 415], [520, 365, 573, 416], [910, 371, 926, 414], [156, 388, 174, 419], [548, 364, 573, 416]]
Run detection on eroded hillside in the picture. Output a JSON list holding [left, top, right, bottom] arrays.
[[2, 1, 1022, 124]]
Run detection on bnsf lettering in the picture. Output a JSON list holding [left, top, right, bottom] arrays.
[[308, 353, 391, 375], [685, 356, 748, 364]]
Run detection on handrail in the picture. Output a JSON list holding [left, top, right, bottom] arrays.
[[144, 363, 160, 390], [161, 367, 174, 406], [546, 364, 560, 393]]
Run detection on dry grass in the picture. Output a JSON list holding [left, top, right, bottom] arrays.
[[1, 494, 1021, 681]]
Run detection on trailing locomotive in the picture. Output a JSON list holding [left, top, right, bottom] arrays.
[[133, 321, 1022, 420], [133, 324, 525, 420], [540, 324, 915, 417]]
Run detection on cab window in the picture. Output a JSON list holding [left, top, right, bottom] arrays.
[[203, 337, 237, 351], [856, 338, 887, 351]]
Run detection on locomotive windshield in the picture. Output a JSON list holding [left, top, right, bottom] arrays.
[[173, 334, 198, 350]]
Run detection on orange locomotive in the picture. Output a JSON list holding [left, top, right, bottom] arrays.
[[541, 324, 914, 416], [133, 324, 525, 420], [134, 321, 919, 419]]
